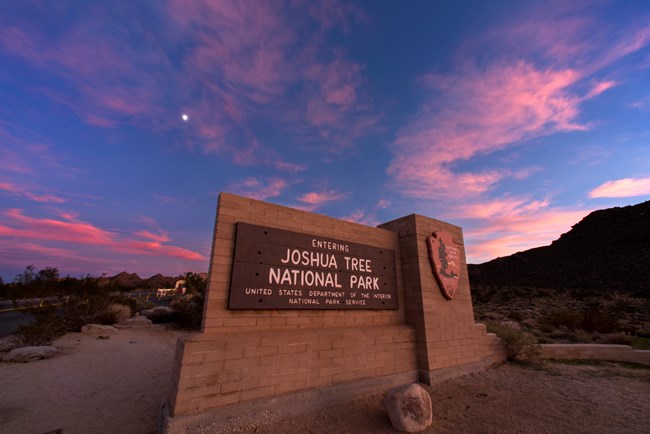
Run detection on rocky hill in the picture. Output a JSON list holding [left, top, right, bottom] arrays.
[[106, 272, 181, 290], [469, 200, 650, 297]]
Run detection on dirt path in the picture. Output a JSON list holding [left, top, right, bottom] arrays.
[[248, 362, 650, 434], [1, 327, 649, 434], [0, 325, 188, 434]]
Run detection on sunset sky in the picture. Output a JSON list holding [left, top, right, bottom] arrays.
[[2, 0, 650, 280]]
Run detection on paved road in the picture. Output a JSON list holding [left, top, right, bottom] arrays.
[[0, 310, 33, 337]]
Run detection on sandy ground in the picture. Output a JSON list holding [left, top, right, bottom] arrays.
[[1, 327, 649, 434], [0, 325, 188, 434]]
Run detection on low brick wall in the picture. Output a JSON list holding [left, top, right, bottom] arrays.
[[542, 344, 650, 365], [171, 325, 418, 415]]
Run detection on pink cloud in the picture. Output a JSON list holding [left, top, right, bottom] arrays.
[[134, 230, 171, 244], [340, 209, 382, 227], [389, 5, 650, 202], [167, 0, 377, 155], [629, 95, 650, 111], [227, 177, 289, 201], [0, 18, 166, 128], [0, 181, 65, 203], [0, 142, 33, 174], [589, 177, 650, 198], [453, 199, 594, 263], [291, 190, 350, 212], [298, 190, 349, 206], [389, 61, 586, 200], [0, 209, 114, 245], [585, 80, 618, 99], [119, 240, 205, 261], [3, 1, 378, 168], [0, 208, 207, 262]]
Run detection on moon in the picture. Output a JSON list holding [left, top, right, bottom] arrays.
[[181, 113, 189, 122]]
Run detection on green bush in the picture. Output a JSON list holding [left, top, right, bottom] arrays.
[[487, 322, 543, 365]]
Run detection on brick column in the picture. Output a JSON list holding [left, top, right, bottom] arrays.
[[379, 214, 504, 383]]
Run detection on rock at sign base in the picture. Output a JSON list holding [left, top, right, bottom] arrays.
[[384, 383, 432, 433], [2, 346, 58, 363], [81, 324, 118, 336]]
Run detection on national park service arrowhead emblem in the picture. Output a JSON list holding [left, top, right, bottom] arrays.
[[426, 231, 460, 300]]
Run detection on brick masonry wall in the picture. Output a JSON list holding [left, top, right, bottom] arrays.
[[169, 193, 418, 416], [168, 193, 505, 419]]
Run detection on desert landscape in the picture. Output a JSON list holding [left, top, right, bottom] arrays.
[[1, 203, 649, 433], [1, 324, 649, 434]]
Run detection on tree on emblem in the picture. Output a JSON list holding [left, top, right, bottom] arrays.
[[437, 237, 458, 279], [438, 237, 448, 276]]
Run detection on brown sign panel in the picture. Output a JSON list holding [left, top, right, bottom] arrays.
[[228, 222, 398, 309], [426, 231, 460, 300]]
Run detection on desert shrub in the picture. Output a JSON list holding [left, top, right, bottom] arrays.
[[631, 336, 650, 350], [91, 309, 119, 325], [548, 330, 581, 343], [143, 306, 175, 323], [170, 294, 205, 330], [183, 272, 207, 295], [508, 310, 524, 321], [487, 322, 543, 364], [531, 331, 553, 344], [110, 294, 138, 315], [539, 323, 554, 333], [599, 333, 634, 346], [14, 307, 67, 346], [472, 285, 497, 303], [582, 309, 618, 333], [520, 319, 538, 330], [542, 309, 583, 330], [484, 311, 504, 321], [13, 277, 128, 345], [635, 329, 650, 339]]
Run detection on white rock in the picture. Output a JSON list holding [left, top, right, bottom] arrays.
[[2, 346, 58, 363], [384, 383, 432, 432]]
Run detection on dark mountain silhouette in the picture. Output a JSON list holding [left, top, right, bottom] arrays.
[[110, 272, 144, 289], [469, 200, 650, 297], [105, 272, 184, 290], [145, 273, 179, 289]]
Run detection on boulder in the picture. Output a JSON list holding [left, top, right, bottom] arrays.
[[141, 306, 174, 323], [81, 324, 118, 336], [109, 303, 132, 322], [384, 383, 432, 433], [115, 314, 153, 329], [2, 346, 58, 363]]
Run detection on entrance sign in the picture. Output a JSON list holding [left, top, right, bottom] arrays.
[[228, 222, 398, 309], [426, 231, 460, 300]]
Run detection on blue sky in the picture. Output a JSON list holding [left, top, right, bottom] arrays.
[[1, 0, 649, 280]]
